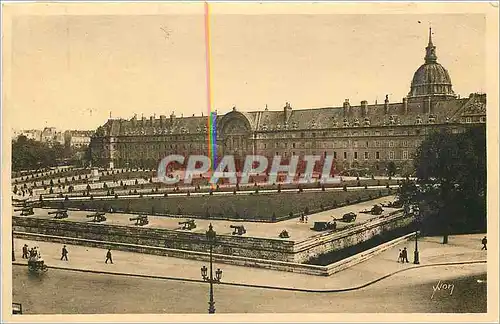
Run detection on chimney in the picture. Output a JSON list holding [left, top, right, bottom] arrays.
[[403, 97, 408, 114], [284, 102, 292, 122], [384, 95, 389, 114], [361, 100, 368, 117], [343, 99, 350, 116]]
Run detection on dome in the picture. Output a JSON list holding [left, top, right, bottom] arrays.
[[408, 62, 455, 98], [407, 28, 456, 100]]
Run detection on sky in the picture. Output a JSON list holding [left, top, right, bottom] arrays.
[[4, 4, 486, 131]]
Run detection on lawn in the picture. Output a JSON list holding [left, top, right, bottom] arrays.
[[46, 188, 394, 222]]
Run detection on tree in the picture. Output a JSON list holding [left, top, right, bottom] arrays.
[[397, 178, 419, 214], [412, 126, 486, 242], [386, 162, 397, 177]]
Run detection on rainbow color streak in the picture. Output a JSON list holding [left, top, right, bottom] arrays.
[[204, 2, 216, 175]]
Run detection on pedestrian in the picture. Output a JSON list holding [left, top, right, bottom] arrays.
[[300, 213, 304, 223], [481, 236, 487, 250], [61, 245, 68, 261], [105, 249, 113, 264], [402, 247, 409, 263], [22, 244, 29, 259], [397, 249, 403, 263]]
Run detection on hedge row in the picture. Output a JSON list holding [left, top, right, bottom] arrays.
[[13, 168, 89, 184], [38, 178, 401, 199]]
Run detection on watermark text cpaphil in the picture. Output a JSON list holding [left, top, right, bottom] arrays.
[[156, 154, 341, 185]]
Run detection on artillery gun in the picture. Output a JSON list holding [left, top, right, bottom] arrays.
[[381, 200, 403, 208], [312, 221, 337, 232], [332, 212, 357, 223], [179, 219, 196, 230], [14, 206, 34, 216], [87, 211, 106, 222], [230, 225, 246, 235], [279, 229, 290, 238], [129, 215, 149, 226], [48, 209, 69, 219], [359, 204, 384, 215]]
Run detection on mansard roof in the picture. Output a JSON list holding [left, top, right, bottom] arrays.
[[96, 93, 485, 137]]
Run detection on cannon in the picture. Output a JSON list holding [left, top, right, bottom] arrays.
[[279, 230, 290, 238], [87, 212, 106, 222], [381, 200, 403, 208], [359, 204, 384, 215], [129, 215, 149, 226], [48, 209, 69, 219], [14, 207, 34, 216], [179, 219, 196, 230], [230, 225, 246, 235], [312, 221, 337, 232], [334, 212, 357, 223]]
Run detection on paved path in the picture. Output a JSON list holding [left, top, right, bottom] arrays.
[[13, 234, 487, 291]]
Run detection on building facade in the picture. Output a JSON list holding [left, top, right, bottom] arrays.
[[90, 30, 486, 175], [64, 130, 94, 149], [12, 129, 42, 141], [40, 127, 65, 146]]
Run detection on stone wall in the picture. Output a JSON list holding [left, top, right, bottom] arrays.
[[292, 211, 413, 263], [13, 216, 294, 262], [13, 210, 411, 266]]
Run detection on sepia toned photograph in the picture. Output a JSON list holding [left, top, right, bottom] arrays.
[[2, 2, 498, 322]]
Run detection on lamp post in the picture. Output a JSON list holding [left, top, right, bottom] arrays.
[[413, 206, 420, 265], [200, 224, 222, 314]]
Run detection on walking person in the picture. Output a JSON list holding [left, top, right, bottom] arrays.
[[60, 245, 69, 261], [105, 249, 113, 264], [481, 236, 487, 250], [402, 247, 409, 263], [22, 244, 29, 259], [397, 249, 403, 263]]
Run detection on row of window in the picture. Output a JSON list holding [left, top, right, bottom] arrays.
[[113, 125, 473, 144], [465, 116, 486, 123], [273, 151, 410, 160], [118, 149, 411, 161], [115, 125, 452, 142], [263, 140, 421, 149]]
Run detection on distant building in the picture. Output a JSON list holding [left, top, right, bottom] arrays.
[[90, 29, 486, 175], [13, 129, 42, 141], [40, 127, 65, 146], [64, 130, 94, 149]]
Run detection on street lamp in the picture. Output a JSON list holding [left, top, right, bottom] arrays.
[[200, 223, 223, 314], [413, 206, 420, 265]]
